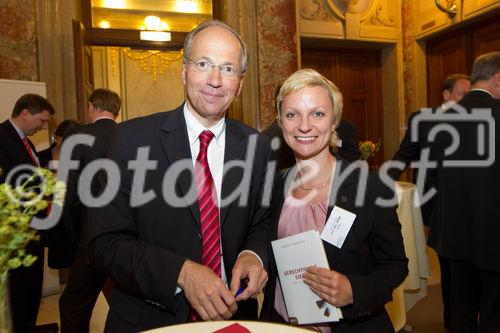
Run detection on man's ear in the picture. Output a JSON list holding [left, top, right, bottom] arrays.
[[19, 109, 30, 119], [442, 90, 450, 102], [236, 75, 245, 96], [493, 72, 500, 86], [181, 63, 187, 86]]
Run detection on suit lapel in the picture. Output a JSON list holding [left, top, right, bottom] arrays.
[[220, 119, 247, 228], [159, 105, 201, 227], [4, 120, 37, 166], [326, 160, 361, 218]]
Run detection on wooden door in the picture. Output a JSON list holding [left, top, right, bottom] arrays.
[[472, 19, 500, 59], [426, 17, 500, 107], [73, 20, 94, 123], [426, 34, 469, 107], [302, 49, 383, 165]]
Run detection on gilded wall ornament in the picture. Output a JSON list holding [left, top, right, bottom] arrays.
[[341, 0, 359, 13], [370, 4, 396, 27], [122, 48, 182, 81], [300, 0, 337, 22]]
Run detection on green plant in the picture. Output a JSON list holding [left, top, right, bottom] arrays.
[[0, 166, 65, 328], [359, 140, 381, 160], [0, 167, 65, 274]]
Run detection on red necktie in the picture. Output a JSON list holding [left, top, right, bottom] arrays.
[[22, 137, 39, 167], [191, 130, 221, 321], [195, 130, 221, 277]]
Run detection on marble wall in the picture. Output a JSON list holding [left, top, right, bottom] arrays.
[[401, 0, 415, 119], [0, 0, 38, 81], [256, 0, 299, 129]]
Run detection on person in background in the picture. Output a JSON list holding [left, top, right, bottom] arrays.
[[39, 119, 80, 169], [58, 89, 120, 333], [260, 69, 408, 332], [0, 94, 55, 333], [39, 119, 81, 271], [87, 20, 270, 332], [388, 73, 471, 330], [389, 73, 471, 183], [429, 52, 500, 333]]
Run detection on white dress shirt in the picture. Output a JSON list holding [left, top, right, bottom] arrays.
[[176, 104, 262, 295], [184, 104, 225, 205]]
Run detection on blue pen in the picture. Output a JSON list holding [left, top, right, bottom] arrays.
[[235, 279, 248, 297]]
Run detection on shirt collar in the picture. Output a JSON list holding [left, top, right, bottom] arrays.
[[470, 88, 494, 98], [9, 119, 26, 139], [183, 103, 225, 148], [93, 115, 115, 123], [441, 100, 455, 110]]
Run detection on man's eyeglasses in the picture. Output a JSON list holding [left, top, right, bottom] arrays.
[[185, 58, 240, 78]]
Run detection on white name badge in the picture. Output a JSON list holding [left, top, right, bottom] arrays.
[[321, 206, 356, 249]]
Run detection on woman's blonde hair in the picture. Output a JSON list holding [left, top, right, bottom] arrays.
[[276, 69, 343, 147]]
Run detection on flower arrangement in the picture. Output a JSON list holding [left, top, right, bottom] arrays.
[[359, 140, 381, 160], [0, 166, 65, 326]]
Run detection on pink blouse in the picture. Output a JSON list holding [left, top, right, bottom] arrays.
[[274, 195, 332, 333]]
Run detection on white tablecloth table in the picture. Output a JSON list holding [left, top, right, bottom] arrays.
[[143, 321, 314, 332], [385, 181, 431, 331], [395, 181, 430, 311]]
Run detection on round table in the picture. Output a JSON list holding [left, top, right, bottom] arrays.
[[143, 321, 315, 332]]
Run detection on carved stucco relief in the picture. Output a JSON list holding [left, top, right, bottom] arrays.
[[299, 0, 341, 22], [368, 4, 396, 27]]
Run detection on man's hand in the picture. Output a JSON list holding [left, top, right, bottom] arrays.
[[303, 266, 353, 307], [178, 260, 237, 320], [230, 252, 268, 301]]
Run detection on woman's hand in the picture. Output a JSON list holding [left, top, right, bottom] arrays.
[[303, 266, 353, 307]]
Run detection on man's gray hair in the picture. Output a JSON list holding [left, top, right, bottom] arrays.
[[471, 51, 500, 84], [183, 19, 248, 75]]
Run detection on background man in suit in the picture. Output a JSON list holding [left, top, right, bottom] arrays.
[[388, 73, 471, 330], [390, 73, 471, 183], [0, 94, 54, 333], [88, 20, 270, 332], [430, 52, 499, 333], [58, 88, 121, 333]]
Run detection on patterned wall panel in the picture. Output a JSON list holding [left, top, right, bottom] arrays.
[[256, 0, 299, 129], [0, 0, 38, 81], [401, 0, 415, 119]]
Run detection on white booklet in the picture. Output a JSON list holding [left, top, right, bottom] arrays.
[[271, 230, 341, 325]]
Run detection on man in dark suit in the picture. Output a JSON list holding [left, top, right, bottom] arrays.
[[388, 73, 471, 330], [263, 118, 360, 171], [58, 88, 121, 333], [0, 94, 55, 333], [430, 52, 500, 333], [87, 20, 270, 332], [389, 73, 471, 184]]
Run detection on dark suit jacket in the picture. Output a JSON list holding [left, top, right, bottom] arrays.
[[87, 105, 271, 331], [45, 118, 118, 268], [430, 90, 500, 272], [0, 119, 45, 332], [260, 161, 408, 333], [38, 143, 55, 168], [38, 143, 75, 268], [262, 119, 360, 171], [62, 118, 118, 247], [0, 120, 39, 183], [388, 110, 437, 230]]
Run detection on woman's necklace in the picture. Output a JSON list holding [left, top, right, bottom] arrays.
[[297, 165, 335, 191]]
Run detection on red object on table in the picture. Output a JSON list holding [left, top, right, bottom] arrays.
[[212, 323, 251, 333]]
